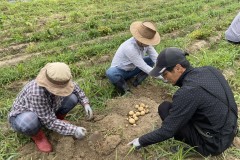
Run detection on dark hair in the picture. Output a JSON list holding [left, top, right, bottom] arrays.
[[166, 60, 190, 72]]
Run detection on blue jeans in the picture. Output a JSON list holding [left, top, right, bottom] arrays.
[[106, 56, 154, 84], [9, 93, 78, 136]]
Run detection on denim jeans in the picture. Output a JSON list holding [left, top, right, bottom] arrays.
[[9, 93, 78, 136], [106, 56, 154, 84]]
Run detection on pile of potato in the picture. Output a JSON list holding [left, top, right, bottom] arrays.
[[127, 103, 150, 126]]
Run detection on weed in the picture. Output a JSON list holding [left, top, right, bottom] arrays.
[[188, 29, 212, 40], [69, 11, 83, 23], [124, 146, 136, 158], [1, 0, 240, 159], [98, 26, 112, 36]]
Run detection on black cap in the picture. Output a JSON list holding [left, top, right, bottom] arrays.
[[149, 47, 188, 77]]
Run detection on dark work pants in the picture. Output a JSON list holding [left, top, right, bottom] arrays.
[[227, 40, 240, 44], [158, 101, 208, 156]]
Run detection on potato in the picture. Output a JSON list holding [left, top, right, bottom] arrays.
[[145, 109, 149, 114], [129, 118, 135, 124], [136, 112, 141, 116], [133, 124, 137, 127], [133, 114, 137, 118], [145, 105, 149, 108], [138, 106, 144, 111], [140, 103, 145, 108], [135, 105, 139, 109], [128, 111, 134, 116], [134, 116, 139, 121], [140, 111, 145, 116]]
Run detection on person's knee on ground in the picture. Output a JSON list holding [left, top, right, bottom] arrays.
[[10, 112, 41, 136], [158, 101, 172, 121], [9, 112, 52, 152], [113, 78, 131, 95], [106, 67, 117, 84], [173, 123, 209, 156], [106, 68, 130, 95]]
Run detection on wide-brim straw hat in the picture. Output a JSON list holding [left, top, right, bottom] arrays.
[[36, 62, 74, 96], [130, 21, 161, 45]]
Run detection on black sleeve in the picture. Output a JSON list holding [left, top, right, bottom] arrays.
[[139, 86, 200, 147]]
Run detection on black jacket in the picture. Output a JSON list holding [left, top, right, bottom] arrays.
[[139, 66, 238, 152]]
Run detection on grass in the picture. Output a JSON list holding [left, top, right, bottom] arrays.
[[0, 0, 240, 159], [124, 146, 136, 158]]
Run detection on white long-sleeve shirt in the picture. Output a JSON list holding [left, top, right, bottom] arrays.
[[110, 37, 158, 74], [225, 12, 240, 42]]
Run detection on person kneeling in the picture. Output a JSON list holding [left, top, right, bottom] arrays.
[[8, 62, 93, 152], [128, 47, 238, 157]]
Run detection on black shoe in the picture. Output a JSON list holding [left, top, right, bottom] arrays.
[[132, 80, 140, 87], [113, 79, 131, 95], [132, 72, 148, 87]]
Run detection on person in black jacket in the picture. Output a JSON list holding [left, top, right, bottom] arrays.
[[128, 47, 238, 156]]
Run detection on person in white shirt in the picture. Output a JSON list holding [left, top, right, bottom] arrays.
[[106, 21, 163, 95], [225, 12, 240, 44]]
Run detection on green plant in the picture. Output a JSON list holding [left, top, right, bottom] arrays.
[[188, 29, 212, 40], [69, 11, 83, 23], [1, 0, 240, 159], [97, 26, 112, 36], [124, 146, 136, 158]]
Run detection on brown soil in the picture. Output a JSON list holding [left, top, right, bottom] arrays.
[[0, 52, 41, 67], [186, 32, 222, 54], [15, 82, 240, 160], [3, 30, 238, 160], [16, 82, 169, 160]]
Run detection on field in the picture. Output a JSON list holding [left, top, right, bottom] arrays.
[[1, 0, 240, 159]]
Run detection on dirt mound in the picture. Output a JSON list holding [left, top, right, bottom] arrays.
[[12, 82, 240, 160], [17, 83, 166, 160]]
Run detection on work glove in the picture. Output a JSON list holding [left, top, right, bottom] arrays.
[[74, 127, 87, 139], [127, 138, 142, 149], [156, 75, 164, 80], [156, 75, 168, 83], [84, 104, 93, 120]]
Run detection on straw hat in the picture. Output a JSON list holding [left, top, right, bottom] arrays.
[[36, 62, 74, 96], [130, 21, 161, 45]]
